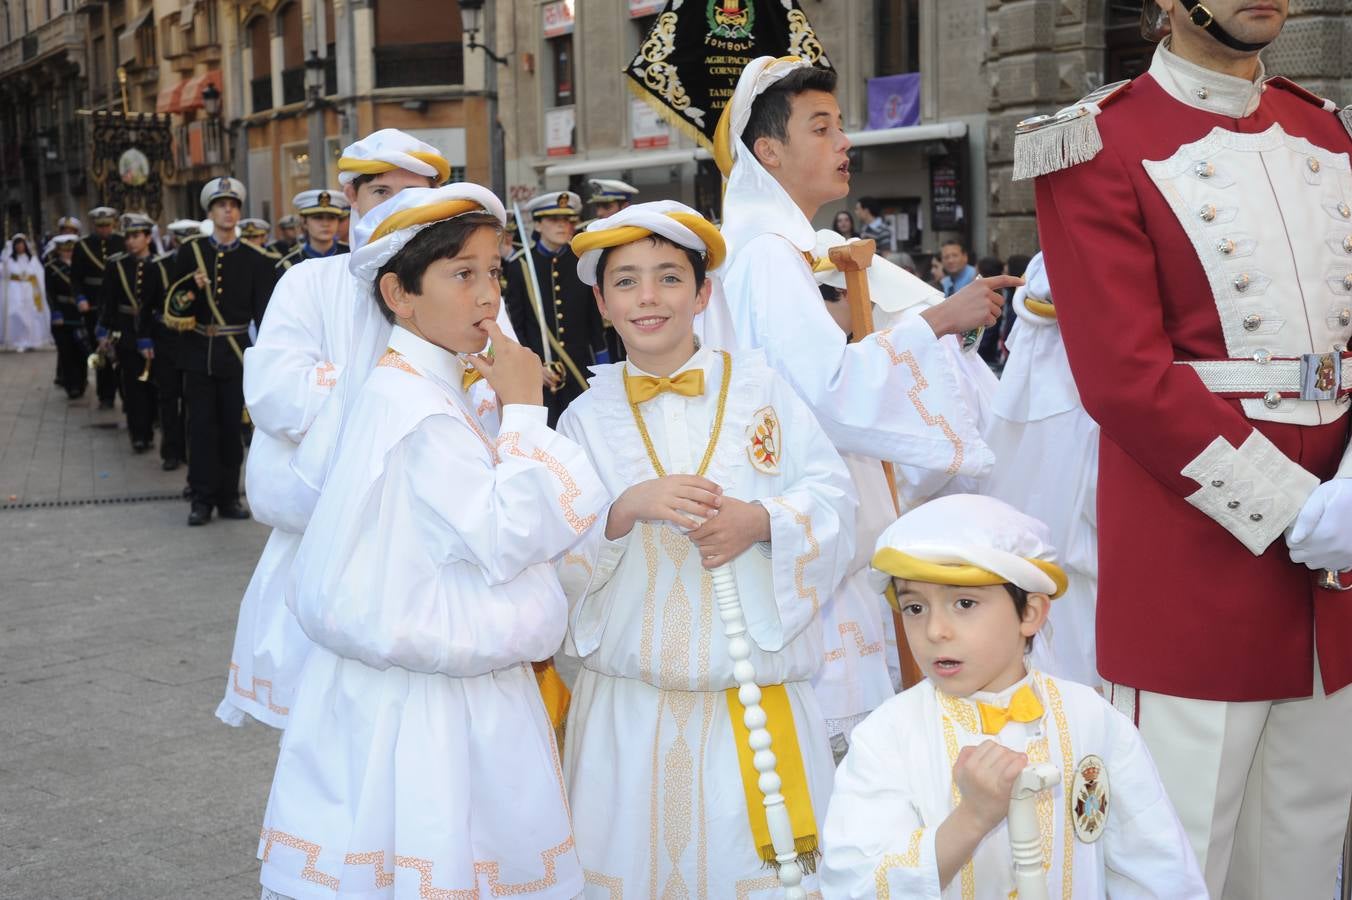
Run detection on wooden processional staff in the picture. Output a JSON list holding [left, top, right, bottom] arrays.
[[827, 238, 924, 689]]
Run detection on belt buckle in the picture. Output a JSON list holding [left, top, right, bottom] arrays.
[[1299, 352, 1339, 401], [205, 324, 219, 338]]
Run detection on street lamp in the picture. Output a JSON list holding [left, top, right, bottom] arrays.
[[460, 0, 509, 66], [201, 82, 221, 117], [305, 50, 328, 186]]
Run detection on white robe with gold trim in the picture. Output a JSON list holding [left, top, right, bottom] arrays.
[[555, 346, 857, 899], [258, 326, 605, 900], [820, 672, 1205, 899]]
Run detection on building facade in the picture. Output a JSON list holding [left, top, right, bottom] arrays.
[[498, 0, 1349, 262], [0, 0, 502, 235]]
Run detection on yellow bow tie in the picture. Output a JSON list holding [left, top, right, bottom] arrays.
[[976, 684, 1044, 735], [624, 369, 705, 405], [462, 366, 483, 391]]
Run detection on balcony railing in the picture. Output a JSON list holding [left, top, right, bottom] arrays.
[[374, 42, 463, 89], [281, 67, 306, 105], [251, 75, 272, 113]]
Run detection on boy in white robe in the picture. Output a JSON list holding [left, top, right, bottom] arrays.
[[219, 129, 469, 728], [980, 254, 1101, 687], [556, 201, 857, 897], [811, 230, 1000, 743], [819, 494, 1204, 899], [258, 185, 606, 900], [713, 55, 1020, 723]]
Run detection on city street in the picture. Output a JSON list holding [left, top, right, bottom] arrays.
[[0, 349, 274, 898]]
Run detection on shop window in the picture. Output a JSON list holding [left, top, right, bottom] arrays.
[[248, 15, 271, 112], [373, 0, 463, 87], [876, 0, 919, 75], [550, 34, 574, 106], [1106, 1, 1153, 82]]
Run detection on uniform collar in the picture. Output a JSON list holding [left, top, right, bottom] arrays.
[[534, 237, 567, 259], [302, 240, 339, 258], [387, 325, 471, 394], [1149, 39, 1265, 119], [623, 341, 710, 382], [209, 235, 240, 252]]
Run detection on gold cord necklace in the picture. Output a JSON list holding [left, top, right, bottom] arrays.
[[627, 350, 732, 478]]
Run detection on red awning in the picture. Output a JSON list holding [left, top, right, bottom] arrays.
[[178, 69, 223, 112], [156, 80, 187, 114], [157, 69, 223, 115]]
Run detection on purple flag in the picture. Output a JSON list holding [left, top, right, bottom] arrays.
[[867, 73, 921, 130]]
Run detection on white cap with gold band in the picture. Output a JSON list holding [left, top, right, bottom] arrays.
[[348, 183, 506, 283], [870, 493, 1068, 598], [293, 189, 350, 217], [570, 200, 726, 286], [336, 128, 451, 187]]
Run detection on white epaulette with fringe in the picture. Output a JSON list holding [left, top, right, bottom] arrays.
[[1342, 106, 1352, 142], [1012, 80, 1132, 181]]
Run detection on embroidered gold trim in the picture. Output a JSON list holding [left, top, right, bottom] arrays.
[[873, 333, 966, 476], [769, 498, 821, 615], [228, 662, 289, 715], [376, 348, 420, 376], [628, 350, 733, 478], [583, 870, 623, 899], [562, 551, 594, 578], [1043, 676, 1075, 900], [497, 432, 598, 534], [874, 828, 926, 896], [823, 621, 884, 663], [314, 361, 337, 388]]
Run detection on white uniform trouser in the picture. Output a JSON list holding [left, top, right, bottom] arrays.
[[1107, 663, 1352, 900]]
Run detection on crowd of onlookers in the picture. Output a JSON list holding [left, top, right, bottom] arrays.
[[828, 197, 1031, 371]]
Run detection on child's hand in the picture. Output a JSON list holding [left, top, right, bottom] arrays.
[[688, 497, 770, 569], [469, 321, 544, 408], [952, 740, 1028, 833], [921, 276, 1019, 337], [605, 476, 723, 540]]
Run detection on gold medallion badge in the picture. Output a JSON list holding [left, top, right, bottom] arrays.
[[746, 406, 781, 474], [1071, 754, 1110, 843]]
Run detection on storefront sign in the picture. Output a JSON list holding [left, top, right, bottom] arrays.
[[930, 156, 962, 231], [628, 0, 665, 16], [630, 98, 670, 150], [543, 0, 575, 38], [545, 106, 576, 157]]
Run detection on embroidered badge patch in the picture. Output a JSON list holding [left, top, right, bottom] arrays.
[[1071, 754, 1110, 843], [746, 406, 781, 474]]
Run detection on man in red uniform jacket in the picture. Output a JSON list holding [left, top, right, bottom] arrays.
[[1019, 2, 1352, 898]]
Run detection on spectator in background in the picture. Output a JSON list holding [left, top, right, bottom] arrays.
[[1001, 253, 1032, 353], [833, 210, 858, 239], [939, 238, 976, 296], [927, 254, 944, 289], [854, 196, 896, 252], [976, 255, 1006, 366]]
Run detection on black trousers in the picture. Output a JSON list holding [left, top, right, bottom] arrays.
[[115, 345, 156, 445], [156, 351, 186, 463], [185, 371, 243, 508], [52, 325, 87, 393], [84, 310, 119, 403]]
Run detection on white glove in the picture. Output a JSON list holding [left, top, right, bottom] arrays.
[[1286, 479, 1352, 571]]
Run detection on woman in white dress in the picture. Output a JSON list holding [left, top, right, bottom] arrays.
[[1, 234, 52, 352]]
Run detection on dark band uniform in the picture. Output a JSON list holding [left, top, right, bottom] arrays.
[[44, 237, 87, 398], [97, 214, 168, 450], [71, 206, 125, 406], [166, 177, 276, 519], [503, 191, 609, 426], [152, 238, 193, 468]]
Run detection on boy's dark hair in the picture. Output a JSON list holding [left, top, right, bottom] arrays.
[[594, 234, 708, 296], [350, 172, 441, 191], [857, 196, 883, 217], [741, 66, 839, 159], [818, 283, 841, 303], [1005, 584, 1035, 650], [372, 212, 502, 323], [977, 255, 1005, 279]]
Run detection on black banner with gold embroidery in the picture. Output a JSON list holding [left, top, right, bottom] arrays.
[[625, 0, 831, 150]]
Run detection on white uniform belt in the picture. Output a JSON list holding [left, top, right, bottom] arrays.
[[1176, 351, 1352, 402]]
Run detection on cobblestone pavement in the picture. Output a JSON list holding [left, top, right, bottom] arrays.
[[0, 349, 275, 899]]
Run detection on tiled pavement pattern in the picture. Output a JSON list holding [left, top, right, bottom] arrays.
[[0, 350, 274, 898]]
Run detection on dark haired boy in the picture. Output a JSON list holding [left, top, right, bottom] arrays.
[[821, 494, 1204, 899], [557, 201, 857, 895], [715, 56, 1019, 750], [219, 129, 470, 731], [258, 184, 605, 900]]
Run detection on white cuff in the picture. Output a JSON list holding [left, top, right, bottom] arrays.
[[1182, 430, 1319, 555]]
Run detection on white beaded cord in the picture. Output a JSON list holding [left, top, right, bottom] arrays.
[[710, 563, 807, 899]]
